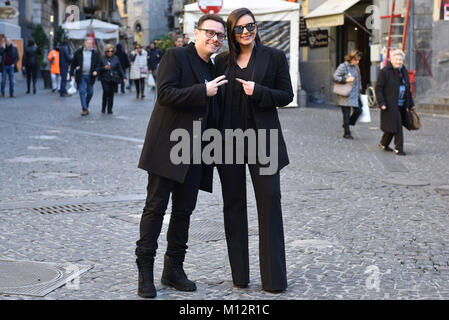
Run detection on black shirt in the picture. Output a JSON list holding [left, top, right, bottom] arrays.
[[223, 47, 256, 131]]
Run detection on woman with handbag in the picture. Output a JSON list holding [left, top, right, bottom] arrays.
[[99, 44, 126, 114], [129, 44, 148, 99], [333, 50, 363, 139], [375, 49, 415, 156]]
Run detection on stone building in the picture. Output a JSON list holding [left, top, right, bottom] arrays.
[[300, 0, 449, 110]]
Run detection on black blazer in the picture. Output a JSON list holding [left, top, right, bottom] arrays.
[[99, 55, 125, 83], [214, 44, 293, 172], [138, 43, 213, 191], [69, 48, 101, 85], [375, 62, 415, 133]]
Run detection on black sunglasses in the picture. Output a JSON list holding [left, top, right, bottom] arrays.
[[234, 22, 256, 34], [197, 28, 226, 42]]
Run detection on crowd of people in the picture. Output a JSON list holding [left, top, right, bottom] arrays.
[[0, 33, 191, 115]]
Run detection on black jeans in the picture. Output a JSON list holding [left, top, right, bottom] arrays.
[[340, 106, 362, 135], [26, 64, 39, 92], [135, 164, 202, 259], [217, 163, 287, 291], [381, 112, 404, 151], [134, 78, 145, 97], [101, 80, 116, 112]]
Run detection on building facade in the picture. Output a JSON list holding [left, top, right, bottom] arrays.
[[301, 0, 449, 109]]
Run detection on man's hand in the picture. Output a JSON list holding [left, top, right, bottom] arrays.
[[381, 105, 387, 110], [206, 75, 228, 97], [92, 71, 97, 76], [236, 78, 255, 96]]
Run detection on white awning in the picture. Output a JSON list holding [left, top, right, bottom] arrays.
[[305, 0, 360, 29]]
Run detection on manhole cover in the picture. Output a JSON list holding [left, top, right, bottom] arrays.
[[190, 220, 258, 242], [30, 204, 92, 215], [0, 260, 92, 297]]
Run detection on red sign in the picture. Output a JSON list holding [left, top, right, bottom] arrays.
[[198, 0, 223, 14]]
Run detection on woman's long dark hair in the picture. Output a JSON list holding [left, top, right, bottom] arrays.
[[226, 8, 261, 66]]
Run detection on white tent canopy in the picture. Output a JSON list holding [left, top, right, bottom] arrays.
[[62, 19, 119, 41], [184, 0, 300, 107]]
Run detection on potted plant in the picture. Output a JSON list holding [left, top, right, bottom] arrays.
[[31, 24, 52, 89]]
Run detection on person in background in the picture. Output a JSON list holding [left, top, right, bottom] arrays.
[[99, 44, 126, 114], [376, 49, 415, 156], [147, 41, 162, 82], [1, 38, 19, 98], [23, 39, 41, 94], [333, 50, 363, 139], [115, 43, 130, 94], [183, 33, 190, 47], [48, 44, 61, 92], [59, 40, 73, 97], [129, 43, 148, 99], [175, 36, 184, 48], [70, 38, 101, 116]]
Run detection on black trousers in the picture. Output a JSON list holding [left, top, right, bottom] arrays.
[[217, 163, 287, 291], [340, 106, 362, 134], [135, 164, 202, 259], [101, 80, 116, 112], [134, 78, 145, 97], [26, 64, 38, 92], [381, 112, 404, 152]]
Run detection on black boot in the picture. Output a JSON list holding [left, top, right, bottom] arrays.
[[136, 257, 156, 298], [161, 255, 196, 291]]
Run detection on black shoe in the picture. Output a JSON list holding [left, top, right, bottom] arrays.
[[141, 95, 145, 99], [263, 288, 285, 294], [136, 258, 156, 298], [107, 110, 113, 114], [161, 255, 197, 292], [26, 90, 30, 94], [33, 89, 36, 94], [378, 143, 393, 152], [233, 282, 249, 289], [60, 93, 70, 97], [343, 134, 354, 139], [394, 149, 406, 156], [9, 94, 15, 98]]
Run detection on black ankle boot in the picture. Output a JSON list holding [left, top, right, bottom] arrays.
[[136, 257, 156, 298], [161, 255, 196, 291]]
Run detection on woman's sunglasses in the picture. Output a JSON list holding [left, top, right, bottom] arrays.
[[234, 22, 256, 34]]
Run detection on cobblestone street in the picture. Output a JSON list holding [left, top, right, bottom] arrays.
[[1, 79, 449, 300]]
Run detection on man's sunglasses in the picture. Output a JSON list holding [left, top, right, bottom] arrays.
[[197, 28, 226, 42], [234, 23, 256, 34]]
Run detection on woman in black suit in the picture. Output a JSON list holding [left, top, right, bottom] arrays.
[[214, 7, 293, 293], [99, 44, 126, 114], [376, 49, 415, 155]]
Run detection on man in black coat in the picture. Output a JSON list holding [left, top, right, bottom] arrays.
[[59, 41, 73, 97], [70, 38, 101, 116], [1, 38, 19, 98], [135, 14, 227, 299], [23, 39, 41, 94]]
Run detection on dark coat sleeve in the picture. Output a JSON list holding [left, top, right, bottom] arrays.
[[375, 68, 387, 109], [156, 49, 207, 108], [251, 50, 293, 108]]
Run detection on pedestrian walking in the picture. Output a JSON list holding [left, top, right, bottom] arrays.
[[48, 44, 61, 92], [214, 8, 293, 293], [59, 41, 73, 97], [175, 35, 184, 48], [1, 37, 19, 98], [70, 38, 100, 116], [23, 40, 41, 94], [147, 42, 162, 80], [333, 50, 363, 139], [99, 44, 126, 114], [135, 14, 227, 299], [129, 44, 148, 99], [115, 43, 130, 94], [376, 49, 416, 156]]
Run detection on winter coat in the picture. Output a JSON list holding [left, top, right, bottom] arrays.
[[375, 62, 415, 134], [129, 49, 148, 79], [333, 61, 362, 107], [23, 44, 41, 68], [115, 44, 130, 70], [99, 55, 125, 83], [69, 48, 101, 85]]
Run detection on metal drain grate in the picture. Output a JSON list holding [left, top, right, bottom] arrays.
[[31, 204, 92, 215], [189, 220, 258, 242], [0, 260, 92, 297]]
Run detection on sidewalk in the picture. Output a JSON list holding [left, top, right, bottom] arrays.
[[1, 79, 449, 300]]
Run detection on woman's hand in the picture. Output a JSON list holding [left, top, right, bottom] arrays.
[[236, 78, 255, 96], [346, 76, 355, 83], [380, 105, 387, 110]]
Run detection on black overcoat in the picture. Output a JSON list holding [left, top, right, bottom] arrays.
[[69, 48, 101, 85], [375, 62, 415, 133], [138, 43, 212, 191], [214, 44, 293, 173]]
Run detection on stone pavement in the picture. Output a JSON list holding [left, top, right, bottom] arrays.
[[0, 79, 448, 300]]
